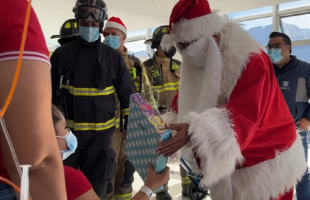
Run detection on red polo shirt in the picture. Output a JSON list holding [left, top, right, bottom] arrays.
[[0, 0, 50, 180]]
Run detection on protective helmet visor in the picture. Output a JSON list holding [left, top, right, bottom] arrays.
[[76, 5, 105, 22]]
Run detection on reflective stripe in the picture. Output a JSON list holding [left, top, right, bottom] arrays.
[[115, 118, 120, 129], [181, 176, 191, 185], [115, 193, 132, 200], [134, 82, 145, 93], [152, 82, 179, 93], [67, 119, 115, 131], [122, 108, 129, 116], [61, 85, 115, 96]]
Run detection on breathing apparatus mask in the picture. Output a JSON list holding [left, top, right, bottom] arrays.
[[164, 46, 176, 58], [150, 40, 176, 58]]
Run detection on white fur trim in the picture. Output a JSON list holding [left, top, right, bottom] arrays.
[[173, 12, 223, 43], [219, 21, 261, 99], [161, 112, 178, 136], [104, 21, 127, 35], [177, 36, 222, 123], [186, 107, 244, 187], [209, 134, 307, 200], [161, 112, 178, 124], [160, 34, 174, 51]]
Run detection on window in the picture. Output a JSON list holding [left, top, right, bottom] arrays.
[[239, 17, 272, 46], [292, 45, 310, 63], [127, 30, 146, 38], [279, 0, 310, 11], [125, 40, 147, 57], [280, 14, 310, 41], [227, 6, 272, 19]]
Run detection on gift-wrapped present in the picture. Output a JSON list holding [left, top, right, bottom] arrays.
[[126, 93, 171, 192]]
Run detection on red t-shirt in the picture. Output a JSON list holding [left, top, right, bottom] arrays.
[[64, 166, 92, 200], [0, 0, 50, 179]]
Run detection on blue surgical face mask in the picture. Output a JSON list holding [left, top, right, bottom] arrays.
[[104, 35, 120, 50], [268, 49, 284, 64], [79, 26, 99, 43], [56, 129, 78, 160]]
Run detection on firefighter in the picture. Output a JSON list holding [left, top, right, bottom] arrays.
[[50, 19, 79, 57], [144, 25, 190, 200], [103, 16, 157, 200], [50, 18, 79, 46], [50, 1, 133, 199]]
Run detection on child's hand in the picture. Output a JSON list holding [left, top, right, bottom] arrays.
[[144, 163, 170, 191]]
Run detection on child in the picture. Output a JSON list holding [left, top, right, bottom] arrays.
[[52, 105, 169, 200]]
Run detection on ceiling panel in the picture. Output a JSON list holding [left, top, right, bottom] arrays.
[[31, 0, 297, 47]]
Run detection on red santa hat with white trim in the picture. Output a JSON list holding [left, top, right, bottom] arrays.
[[161, 0, 223, 50], [103, 16, 127, 36]]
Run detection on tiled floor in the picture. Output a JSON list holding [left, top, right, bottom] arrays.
[[132, 152, 310, 200]]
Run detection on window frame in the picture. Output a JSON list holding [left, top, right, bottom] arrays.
[[279, 12, 310, 42], [230, 5, 310, 51]]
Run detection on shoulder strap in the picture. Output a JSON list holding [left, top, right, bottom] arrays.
[[128, 54, 142, 63], [172, 59, 181, 65], [127, 54, 134, 62], [143, 59, 154, 68]]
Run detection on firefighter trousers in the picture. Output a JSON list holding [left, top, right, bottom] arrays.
[[63, 130, 115, 199], [106, 129, 135, 200], [155, 165, 190, 195]]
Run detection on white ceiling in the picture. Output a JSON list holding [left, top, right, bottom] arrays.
[[32, 0, 296, 47]]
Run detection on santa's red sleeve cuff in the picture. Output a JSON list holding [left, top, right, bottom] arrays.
[[187, 107, 244, 187]]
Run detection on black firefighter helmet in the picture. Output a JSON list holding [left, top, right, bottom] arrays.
[[50, 19, 79, 46], [144, 25, 169, 49], [73, 0, 108, 31]]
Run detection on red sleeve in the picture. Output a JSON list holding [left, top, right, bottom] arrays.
[[64, 166, 92, 200], [169, 92, 179, 112], [188, 52, 274, 186], [224, 53, 271, 151], [0, 0, 50, 65]]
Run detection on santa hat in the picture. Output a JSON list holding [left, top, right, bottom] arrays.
[[161, 0, 223, 50], [103, 16, 127, 36]]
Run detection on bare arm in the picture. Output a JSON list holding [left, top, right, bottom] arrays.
[[75, 189, 100, 200], [131, 191, 151, 200], [0, 60, 67, 199], [131, 164, 170, 200]]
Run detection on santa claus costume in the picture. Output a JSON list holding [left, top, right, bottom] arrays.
[[160, 0, 307, 200]]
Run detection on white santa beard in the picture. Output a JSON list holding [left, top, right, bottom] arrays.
[[177, 36, 223, 123], [177, 36, 223, 167], [179, 37, 207, 68]]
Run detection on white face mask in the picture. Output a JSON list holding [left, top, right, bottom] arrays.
[[178, 36, 220, 68], [56, 129, 78, 160]]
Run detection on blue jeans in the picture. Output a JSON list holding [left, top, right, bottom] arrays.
[[296, 131, 310, 200], [0, 183, 17, 200]]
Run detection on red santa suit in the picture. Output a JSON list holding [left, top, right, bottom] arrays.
[[160, 0, 307, 200]]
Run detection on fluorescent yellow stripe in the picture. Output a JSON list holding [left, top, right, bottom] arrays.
[[61, 85, 115, 96], [151, 82, 179, 93], [67, 119, 115, 131], [182, 180, 191, 185], [134, 82, 145, 93], [115, 118, 120, 129], [181, 176, 191, 184], [115, 193, 132, 200], [122, 108, 129, 116]]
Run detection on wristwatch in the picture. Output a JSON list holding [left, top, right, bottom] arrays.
[[140, 185, 153, 198]]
